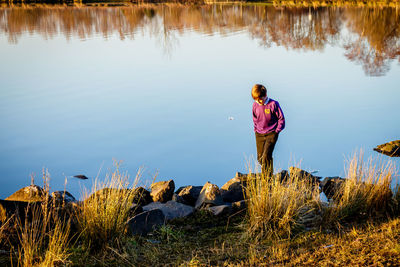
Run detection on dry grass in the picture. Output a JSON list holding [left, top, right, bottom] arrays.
[[15, 170, 71, 267], [16, 204, 71, 267], [245, 217, 400, 266], [325, 152, 397, 224], [77, 162, 141, 249], [244, 166, 320, 240]]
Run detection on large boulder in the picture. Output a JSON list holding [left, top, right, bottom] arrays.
[[6, 185, 47, 202], [127, 209, 165, 236], [175, 185, 203, 206], [150, 180, 175, 203], [320, 177, 345, 199], [132, 187, 153, 206], [51, 191, 76, 206], [195, 182, 223, 209], [374, 140, 400, 157], [289, 167, 321, 185], [142, 201, 194, 220], [220, 176, 246, 203]]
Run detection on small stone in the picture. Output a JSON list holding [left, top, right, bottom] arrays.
[[195, 182, 224, 209], [142, 201, 194, 220], [127, 209, 165, 236], [177, 185, 203, 206], [289, 167, 321, 185], [128, 203, 144, 218], [132, 187, 153, 206], [320, 177, 345, 199], [150, 180, 175, 203], [51, 191, 76, 206], [208, 205, 232, 216], [221, 177, 245, 203]]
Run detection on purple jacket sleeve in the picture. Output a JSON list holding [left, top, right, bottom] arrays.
[[252, 104, 257, 122], [275, 102, 285, 133]]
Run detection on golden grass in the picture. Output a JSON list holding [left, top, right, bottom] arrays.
[[325, 152, 397, 224], [245, 217, 400, 266], [16, 204, 71, 267], [77, 162, 141, 249], [244, 166, 320, 240]]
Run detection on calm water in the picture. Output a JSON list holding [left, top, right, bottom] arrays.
[[0, 4, 399, 199]]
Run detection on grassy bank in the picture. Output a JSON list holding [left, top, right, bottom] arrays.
[[0, 153, 399, 266]]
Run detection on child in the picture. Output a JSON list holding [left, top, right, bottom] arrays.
[[251, 84, 285, 176]]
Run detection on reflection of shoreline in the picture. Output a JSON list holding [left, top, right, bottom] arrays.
[[1, 1, 400, 7], [0, 3, 399, 76]]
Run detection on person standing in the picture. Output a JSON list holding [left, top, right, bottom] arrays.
[[251, 84, 285, 176]]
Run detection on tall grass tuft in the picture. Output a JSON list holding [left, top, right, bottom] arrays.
[[326, 152, 397, 223], [77, 162, 141, 249], [244, 165, 320, 240], [15, 169, 71, 266], [16, 204, 71, 266]]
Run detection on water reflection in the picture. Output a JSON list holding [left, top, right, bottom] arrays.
[[0, 3, 399, 76]]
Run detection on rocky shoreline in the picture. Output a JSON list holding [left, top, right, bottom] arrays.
[[0, 166, 346, 237]]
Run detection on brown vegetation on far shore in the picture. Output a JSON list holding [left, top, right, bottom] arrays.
[[1, 3, 399, 76]]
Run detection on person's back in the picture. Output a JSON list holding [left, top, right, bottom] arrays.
[[251, 84, 285, 176]]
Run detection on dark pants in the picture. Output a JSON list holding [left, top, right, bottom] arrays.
[[255, 131, 279, 177]]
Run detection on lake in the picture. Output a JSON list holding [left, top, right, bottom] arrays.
[[0, 3, 399, 199]]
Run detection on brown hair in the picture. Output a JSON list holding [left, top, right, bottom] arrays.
[[251, 84, 267, 100]]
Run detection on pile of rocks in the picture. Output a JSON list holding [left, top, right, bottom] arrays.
[[0, 167, 349, 236], [127, 174, 248, 235]]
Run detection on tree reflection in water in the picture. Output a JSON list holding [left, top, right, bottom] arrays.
[[0, 3, 399, 76]]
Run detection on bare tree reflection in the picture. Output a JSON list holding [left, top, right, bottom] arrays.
[[343, 7, 400, 76], [0, 4, 399, 76]]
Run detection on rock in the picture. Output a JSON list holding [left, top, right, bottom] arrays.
[[289, 167, 321, 185], [0, 199, 30, 222], [176, 185, 203, 206], [132, 187, 153, 206], [235, 172, 245, 178], [150, 180, 175, 203], [273, 170, 289, 183], [195, 182, 224, 209], [0, 199, 43, 223], [172, 193, 185, 204], [142, 201, 194, 220], [297, 205, 323, 229], [208, 205, 232, 216], [127, 209, 165, 236], [320, 177, 345, 199], [128, 203, 144, 218], [220, 177, 245, 203], [5, 185, 47, 202], [374, 140, 400, 157], [232, 200, 247, 211], [51, 191, 76, 206]]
